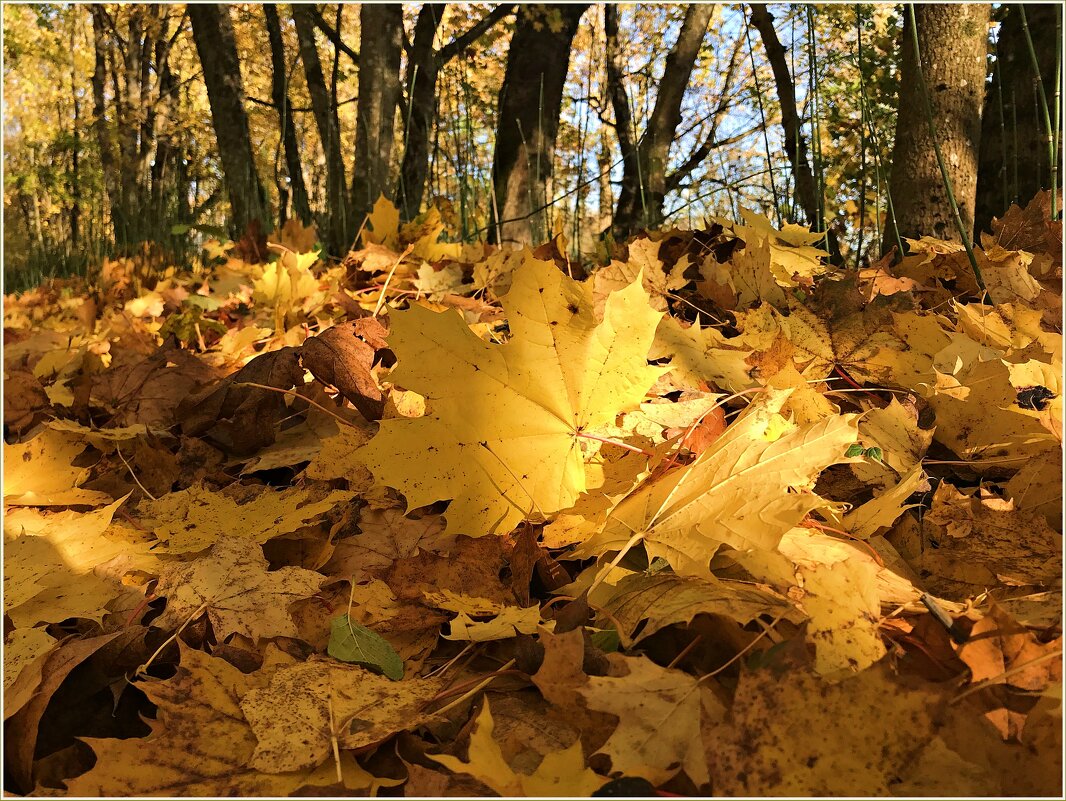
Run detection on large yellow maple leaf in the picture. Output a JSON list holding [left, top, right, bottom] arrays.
[[578, 388, 858, 575], [361, 259, 662, 536]]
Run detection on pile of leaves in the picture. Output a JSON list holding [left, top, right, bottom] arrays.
[[3, 192, 1062, 796]]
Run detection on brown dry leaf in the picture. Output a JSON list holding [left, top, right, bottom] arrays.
[[601, 572, 798, 647], [65, 646, 381, 796], [708, 661, 944, 795], [268, 218, 318, 254], [301, 317, 390, 421], [430, 698, 605, 796], [956, 604, 1062, 739], [139, 481, 354, 553], [178, 345, 305, 456], [1005, 447, 1062, 531], [155, 536, 323, 641], [580, 652, 724, 787], [91, 339, 222, 428], [5, 629, 139, 792], [240, 658, 443, 773], [323, 507, 452, 578], [2, 368, 50, 435], [380, 534, 514, 606], [984, 190, 1061, 267], [917, 483, 1062, 599]]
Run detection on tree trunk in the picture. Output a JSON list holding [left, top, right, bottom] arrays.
[[397, 4, 444, 221], [293, 4, 349, 251], [884, 4, 990, 251], [612, 4, 713, 238], [352, 3, 403, 235], [188, 3, 271, 239], [490, 4, 589, 246], [976, 4, 1062, 233], [69, 17, 81, 250], [395, 4, 515, 221], [265, 4, 312, 226], [749, 4, 820, 229], [90, 5, 129, 245]]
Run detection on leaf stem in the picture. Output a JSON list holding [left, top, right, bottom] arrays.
[[575, 430, 655, 457]]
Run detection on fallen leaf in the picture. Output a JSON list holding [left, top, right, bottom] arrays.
[[601, 571, 798, 646], [580, 652, 723, 787], [301, 317, 390, 421], [240, 658, 442, 772], [429, 699, 606, 796], [155, 536, 324, 641], [139, 482, 354, 553], [708, 660, 944, 795], [361, 258, 662, 536], [580, 388, 858, 575]]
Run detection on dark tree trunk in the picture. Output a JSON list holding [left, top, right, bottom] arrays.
[[976, 4, 1062, 233], [352, 3, 403, 235], [264, 4, 312, 226], [69, 19, 81, 250], [397, 4, 445, 221], [188, 3, 271, 239], [749, 4, 820, 229], [293, 4, 349, 251], [884, 4, 990, 250], [90, 5, 128, 244], [395, 4, 514, 221], [490, 4, 589, 246], [612, 4, 713, 239]]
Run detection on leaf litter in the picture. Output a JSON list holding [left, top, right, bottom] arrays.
[[2, 194, 1062, 796]]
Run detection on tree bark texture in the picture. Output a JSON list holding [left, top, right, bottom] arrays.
[[397, 4, 445, 221], [749, 4, 820, 229], [491, 4, 589, 246], [611, 4, 713, 239], [188, 3, 271, 239], [352, 3, 404, 237], [884, 3, 990, 251], [975, 4, 1062, 233], [293, 4, 349, 252], [264, 4, 312, 226]]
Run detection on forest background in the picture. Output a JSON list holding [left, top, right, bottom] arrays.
[[3, 2, 1061, 288]]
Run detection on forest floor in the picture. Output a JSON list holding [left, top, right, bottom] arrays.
[[3, 193, 1062, 796]]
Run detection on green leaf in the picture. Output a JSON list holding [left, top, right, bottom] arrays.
[[170, 223, 191, 235], [327, 614, 403, 680], [865, 446, 884, 463], [845, 444, 865, 458], [590, 627, 620, 653]]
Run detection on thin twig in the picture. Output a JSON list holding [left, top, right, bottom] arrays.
[[115, 443, 157, 501]]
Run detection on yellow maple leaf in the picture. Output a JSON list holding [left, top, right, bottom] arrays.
[[430, 698, 606, 796], [580, 388, 858, 575], [241, 658, 442, 773], [581, 653, 724, 787], [66, 646, 391, 796], [361, 259, 663, 536], [155, 536, 323, 641], [139, 482, 355, 553], [3, 428, 113, 507], [363, 195, 401, 250]]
